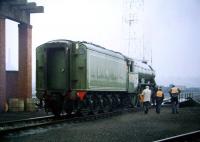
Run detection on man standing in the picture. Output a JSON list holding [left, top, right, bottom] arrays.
[[142, 86, 151, 114], [169, 85, 181, 114], [151, 86, 157, 107], [155, 87, 164, 114]]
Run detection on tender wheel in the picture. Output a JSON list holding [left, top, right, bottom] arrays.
[[93, 95, 101, 114], [49, 95, 63, 117], [88, 95, 94, 115], [103, 96, 112, 112], [111, 95, 120, 109], [50, 100, 62, 117], [88, 95, 100, 115], [98, 96, 104, 113], [64, 99, 73, 116]]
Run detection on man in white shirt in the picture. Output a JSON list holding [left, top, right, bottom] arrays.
[[142, 86, 152, 114]]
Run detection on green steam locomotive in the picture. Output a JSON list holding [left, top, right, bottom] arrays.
[[36, 40, 156, 116]]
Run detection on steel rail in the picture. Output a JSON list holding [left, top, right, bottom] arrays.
[[0, 108, 134, 136], [0, 115, 54, 126], [0, 115, 57, 135], [154, 130, 200, 142]]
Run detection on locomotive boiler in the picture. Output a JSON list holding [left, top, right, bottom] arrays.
[[36, 40, 156, 116]]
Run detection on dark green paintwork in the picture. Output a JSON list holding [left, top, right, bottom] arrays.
[[36, 40, 155, 97], [36, 47, 45, 90], [70, 43, 87, 90], [46, 48, 67, 89]]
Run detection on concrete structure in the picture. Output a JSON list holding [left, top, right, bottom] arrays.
[[0, 0, 43, 112], [0, 17, 6, 112]]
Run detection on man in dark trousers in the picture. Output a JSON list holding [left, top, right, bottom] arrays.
[[155, 87, 164, 114], [142, 86, 151, 114], [151, 86, 157, 107], [169, 85, 181, 114]]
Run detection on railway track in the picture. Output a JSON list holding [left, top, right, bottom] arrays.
[[0, 115, 56, 135], [154, 130, 200, 142], [0, 108, 134, 136]]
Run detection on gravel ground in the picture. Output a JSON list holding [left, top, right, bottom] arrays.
[[1, 106, 200, 142]]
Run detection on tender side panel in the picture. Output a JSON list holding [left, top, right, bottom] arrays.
[[36, 47, 45, 90], [87, 49, 127, 91], [70, 44, 87, 90]]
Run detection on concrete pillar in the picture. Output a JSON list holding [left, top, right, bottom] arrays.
[[18, 23, 32, 99], [0, 18, 6, 112]]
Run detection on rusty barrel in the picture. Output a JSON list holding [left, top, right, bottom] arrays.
[[25, 98, 36, 112], [8, 98, 24, 112]]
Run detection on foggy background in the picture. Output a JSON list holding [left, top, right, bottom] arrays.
[[145, 0, 200, 88], [5, 0, 200, 95]]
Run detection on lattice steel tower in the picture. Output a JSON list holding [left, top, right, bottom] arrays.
[[122, 0, 151, 64]]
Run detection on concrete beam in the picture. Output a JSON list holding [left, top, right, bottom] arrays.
[[28, 6, 44, 13], [18, 2, 36, 10], [0, 3, 30, 24], [0, 1, 44, 24], [0, 18, 6, 112], [6, 0, 27, 5]]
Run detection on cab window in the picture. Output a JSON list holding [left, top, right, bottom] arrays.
[[130, 61, 134, 72]]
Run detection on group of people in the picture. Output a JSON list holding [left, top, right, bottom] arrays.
[[140, 85, 181, 114]]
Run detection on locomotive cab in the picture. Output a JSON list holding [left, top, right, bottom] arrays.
[[126, 58, 156, 94], [127, 60, 139, 93]]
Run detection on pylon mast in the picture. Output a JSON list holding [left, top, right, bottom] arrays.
[[122, 0, 151, 64]]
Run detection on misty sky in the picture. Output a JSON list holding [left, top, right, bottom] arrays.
[[145, 0, 200, 87], [5, 0, 200, 88]]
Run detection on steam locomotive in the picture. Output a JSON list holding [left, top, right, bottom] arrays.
[[36, 40, 156, 116]]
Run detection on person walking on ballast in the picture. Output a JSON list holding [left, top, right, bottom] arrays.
[[155, 87, 164, 114], [142, 86, 151, 114], [169, 85, 181, 114]]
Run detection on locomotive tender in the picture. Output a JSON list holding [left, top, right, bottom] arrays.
[[36, 40, 156, 116]]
